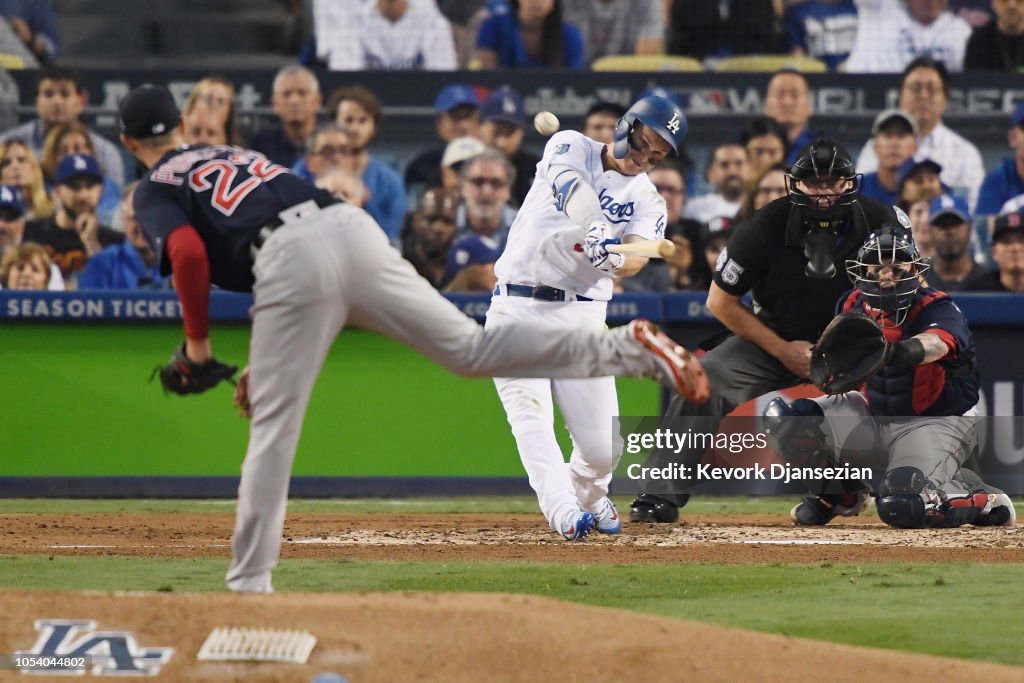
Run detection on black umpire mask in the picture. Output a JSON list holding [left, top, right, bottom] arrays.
[[788, 135, 860, 279]]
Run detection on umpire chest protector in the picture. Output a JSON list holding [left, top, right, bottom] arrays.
[[716, 195, 895, 343]]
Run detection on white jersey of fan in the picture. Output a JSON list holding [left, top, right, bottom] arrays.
[[494, 130, 667, 301]]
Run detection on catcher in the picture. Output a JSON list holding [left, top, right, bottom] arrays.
[[763, 224, 1015, 528]]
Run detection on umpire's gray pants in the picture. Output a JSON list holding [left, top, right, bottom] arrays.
[[226, 204, 666, 592], [639, 333, 802, 505]]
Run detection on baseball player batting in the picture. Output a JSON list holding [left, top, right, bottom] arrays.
[[488, 95, 703, 539], [117, 85, 706, 593]]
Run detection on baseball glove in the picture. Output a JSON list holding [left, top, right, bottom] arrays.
[[152, 342, 238, 396], [809, 313, 888, 395]]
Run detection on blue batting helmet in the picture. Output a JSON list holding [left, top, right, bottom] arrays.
[[612, 95, 687, 160]]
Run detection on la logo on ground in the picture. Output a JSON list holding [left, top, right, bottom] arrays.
[[16, 619, 174, 675]]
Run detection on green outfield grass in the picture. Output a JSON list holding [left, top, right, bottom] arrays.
[[1, 556, 1022, 666]]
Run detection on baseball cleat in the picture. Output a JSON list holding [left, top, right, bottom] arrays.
[[557, 510, 596, 541], [791, 493, 868, 526], [628, 320, 710, 403], [594, 498, 621, 534], [629, 494, 680, 523]]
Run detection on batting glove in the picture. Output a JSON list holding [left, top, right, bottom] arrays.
[[584, 220, 624, 273]]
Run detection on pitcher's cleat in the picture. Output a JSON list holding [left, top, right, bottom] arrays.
[[628, 319, 710, 403]]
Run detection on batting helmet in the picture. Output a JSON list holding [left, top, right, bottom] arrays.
[[846, 224, 929, 322], [612, 95, 687, 160]]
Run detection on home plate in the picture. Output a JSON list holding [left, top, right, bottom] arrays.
[[739, 539, 861, 545]]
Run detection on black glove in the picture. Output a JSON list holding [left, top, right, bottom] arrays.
[[809, 313, 888, 395], [153, 342, 238, 395]]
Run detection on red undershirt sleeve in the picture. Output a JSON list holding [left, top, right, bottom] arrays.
[[166, 225, 210, 341]]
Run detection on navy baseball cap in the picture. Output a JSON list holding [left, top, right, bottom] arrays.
[[55, 154, 102, 185], [1012, 101, 1024, 128], [119, 84, 181, 139], [481, 86, 525, 127], [445, 234, 502, 280], [896, 156, 942, 189], [435, 84, 479, 114], [929, 194, 970, 224], [0, 184, 25, 216], [993, 211, 1024, 242]]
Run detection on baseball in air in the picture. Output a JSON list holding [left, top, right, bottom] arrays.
[[534, 111, 560, 136]]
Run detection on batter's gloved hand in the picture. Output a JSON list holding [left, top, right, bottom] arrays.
[[152, 342, 238, 396], [584, 220, 624, 273], [809, 313, 888, 395]]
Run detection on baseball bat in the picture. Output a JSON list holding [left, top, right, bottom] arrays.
[[606, 239, 677, 259]]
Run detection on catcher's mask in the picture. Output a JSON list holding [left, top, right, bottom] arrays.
[[846, 224, 930, 325], [788, 135, 862, 279]]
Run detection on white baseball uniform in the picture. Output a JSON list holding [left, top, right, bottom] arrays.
[[487, 130, 667, 532]]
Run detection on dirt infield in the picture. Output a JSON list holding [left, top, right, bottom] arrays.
[[3, 590, 1024, 683], [1, 511, 1020, 564], [2, 512, 1023, 681]]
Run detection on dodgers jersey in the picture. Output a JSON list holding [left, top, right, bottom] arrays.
[[494, 130, 667, 301]]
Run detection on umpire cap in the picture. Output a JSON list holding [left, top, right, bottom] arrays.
[[119, 85, 181, 139]]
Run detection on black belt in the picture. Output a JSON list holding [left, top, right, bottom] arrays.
[[495, 283, 592, 302]]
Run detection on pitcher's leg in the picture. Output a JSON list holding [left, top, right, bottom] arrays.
[[225, 229, 348, 594], [343, 221, 665, 381]]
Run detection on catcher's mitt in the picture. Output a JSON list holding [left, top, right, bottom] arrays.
[[152, 342, 238, 396], [809, 313, 888, 395]]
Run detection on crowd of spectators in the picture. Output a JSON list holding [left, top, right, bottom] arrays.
[[302, 0, 1021, 74], [1, 0, 1022, 297]]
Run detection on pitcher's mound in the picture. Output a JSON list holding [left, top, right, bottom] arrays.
[[1, 590, 1021, 682]]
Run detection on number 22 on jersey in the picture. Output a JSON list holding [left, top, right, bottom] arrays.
[[188, 155, 287, 217]]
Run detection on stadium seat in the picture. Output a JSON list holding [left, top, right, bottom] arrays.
[[713, 54, 828, 73], [0, 53, 26, 69], [591, 55, 704, 72]]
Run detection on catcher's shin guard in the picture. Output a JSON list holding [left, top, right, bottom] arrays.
[[876, 467, 929, 528], [763, 398, 828, 467], [876, 467, 992, 529]]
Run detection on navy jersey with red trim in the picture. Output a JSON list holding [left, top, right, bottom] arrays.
[[133, 144, 338, 292], [838, 287, 979, 416]]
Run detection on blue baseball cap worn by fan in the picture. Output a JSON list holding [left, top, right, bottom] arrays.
[[445, 234, 502, 283], [611, 95, 687, 160], [0, 184, 25, 216], [55, 154, 102, 185], [435, 84, 479, 114], [929, 194, 970, 224]]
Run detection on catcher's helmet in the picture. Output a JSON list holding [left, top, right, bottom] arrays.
[[846, 224, 930, 322], [612, 95, 687, 160]]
